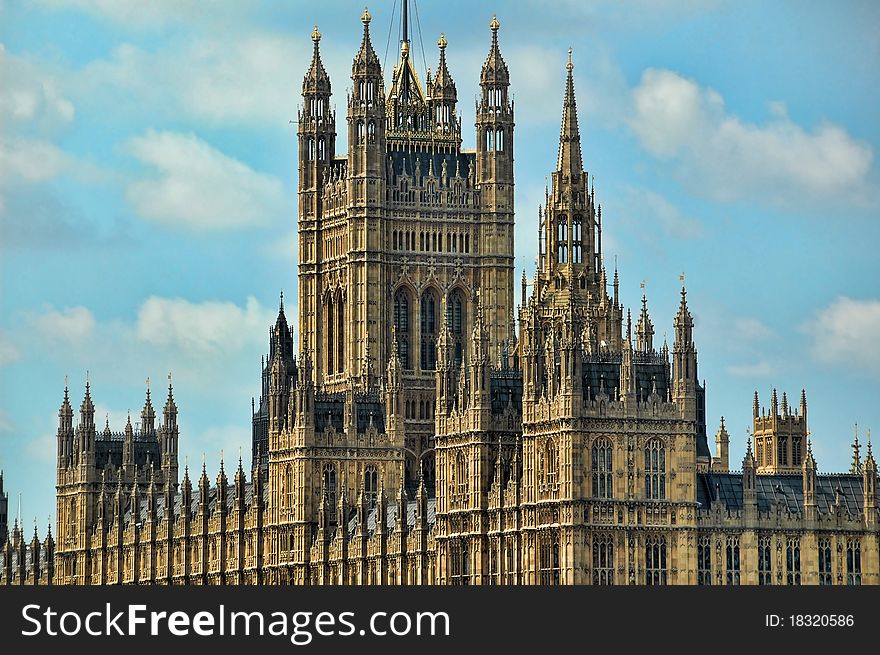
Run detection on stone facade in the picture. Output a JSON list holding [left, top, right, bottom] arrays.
[[2, 7, 878, 586]]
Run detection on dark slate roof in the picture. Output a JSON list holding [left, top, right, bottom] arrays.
[[697, 472, 866, 515], [388, 150, 475, 182], [345, 498, 436, 540]]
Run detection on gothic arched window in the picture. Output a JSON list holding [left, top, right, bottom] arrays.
[[592, 533, 614, 585], [557, 218, 568, 264], [572, 217, 583, 263], [393, 289, 411, 369], [645, 536, 667, 585], [496, 128, 504, 151], [420, 289, 438, 370], [326, 294, 334, 374], [454, 451, 467, 505], [447, 290, 466, 366], [591, 438, 613, 499], [336, 291, 344, 374], [364, 465, 378, 509], [543, 438, 558, 487], [645, 438, 666, 500], [322, 464, 337, 515]]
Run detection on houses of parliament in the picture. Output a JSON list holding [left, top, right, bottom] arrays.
[[2, 5, 877, 586]]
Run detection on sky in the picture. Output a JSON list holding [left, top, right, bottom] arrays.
[[1, 0, 879, 528]]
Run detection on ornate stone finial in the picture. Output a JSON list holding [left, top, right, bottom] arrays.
[[679, 271, 686, 289], [401, 40, 410, 57], [566, 47, 573, 72], [311, 25, 321, 43], [438, 33, 447, 51], [361, 6, 371, 25], [490, 14, 500, 33]]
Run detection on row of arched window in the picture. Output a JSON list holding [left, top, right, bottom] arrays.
[[303, 136, 327, 162], [536, 437, 666, 500], [324, 232, 345, 259], [320, 463, 379, 514], [393, 288, 466, 369], [483, 127, 506, 152], [556, 216, 585, 264], [391, 228, 471, 254], [404, 398, 434, 420], [353, 119, 377, 145]]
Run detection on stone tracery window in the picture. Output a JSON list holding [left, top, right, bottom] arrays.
[[393, 289, 411, 369], [645, 438, 666, 500], [420, 289, 438, 370], [592, 533, 614, 585], [591, 437, 613, 499], [645, 536, 667, 585], [818, 538, 832, 585], [698, 536, 712, 585], [726, 536, 741, 585]]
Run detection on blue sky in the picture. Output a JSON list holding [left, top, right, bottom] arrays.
[[1, 0, 878, 527]]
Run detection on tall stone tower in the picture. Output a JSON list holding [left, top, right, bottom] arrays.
[[752, 388, 808, 474]]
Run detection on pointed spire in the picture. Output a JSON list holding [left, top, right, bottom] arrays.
[[851, 423, 862, 474], [353, 6, 380, 74], [481, 14, 509, 86], [556, 48, 583, 175], [304, 24, 330, 94]]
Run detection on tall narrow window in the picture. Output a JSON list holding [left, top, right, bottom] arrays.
[[364, 465, 378, 509], [698, 536, 712, 585], [792, 437, 802, 466], [393, 289, 411, 369], [847, 539, 861, 585], [645, 536, 667, 585], [557, 219, 568, 264], [645, 439, 666, 500], [726, 536, 741, 585], [455, 452, 467, 505], [539, 534, 560, 585], [336, 292, 344, 373], [592, 534, 614, 585], [591, 438, 613, 499], [786, 537, 801, 585], [818, 538, 832, 585], [544, 438, 558, 487], [447, 290, 465, 366], [322, 464, 337, 517], [758, 536, 772, 585], [326, 295, 334, 374], [572, 218, 582, 263], [778, 438, 787, 467], [420, 289, 438, 370]]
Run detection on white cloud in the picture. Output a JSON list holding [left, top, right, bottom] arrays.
[[0, 137, 70, 182], [618, 186, 703, 240], [31, 0, 251, 27], [733, 317, 773, 341], [629, 68, 875, 207], [0, 409, 12, 433], [74, 32, 315, 127], [29, 306, 96, 345], [804, 297, 880, 376], [135, 295, 276, 353], [0, 44, 75, 130], [728, 361, 773, 378], [125, 130, 287, 230], [0, 331, 20, 365]]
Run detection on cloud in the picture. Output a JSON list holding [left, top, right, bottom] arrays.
[[31, 0, 252, 27], [135, 295, 276, 353], [74, 32, 316, 127], [733, 317, 773, 341], [629, 69, 875, 208], [29, 306, 96, 345], [804, 297, 880, 376], [618, 186, 703, 240], [0, 44, 75, 131], [125, 130, 287, 230], [727, 361, 773, 378], [0, 409, 12, 434], [0, 331, 21, 365]]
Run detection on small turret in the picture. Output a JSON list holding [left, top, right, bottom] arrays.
[[714, 417, 729, 473]]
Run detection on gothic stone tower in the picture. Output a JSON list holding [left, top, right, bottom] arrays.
[[290, 6, 516, 487], [54, 380, 179, 584]]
